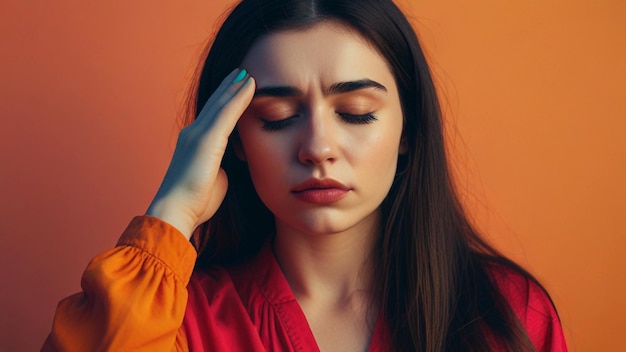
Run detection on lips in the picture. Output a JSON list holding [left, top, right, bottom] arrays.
[[291, 178, 351, 204]]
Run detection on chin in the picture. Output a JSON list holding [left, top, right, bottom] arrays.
[[282, 210, 379, 237]]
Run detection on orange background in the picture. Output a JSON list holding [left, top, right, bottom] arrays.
[[1, 1, 624, 350]]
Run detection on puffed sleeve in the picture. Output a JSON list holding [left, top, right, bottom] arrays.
[[42, 216, 197, 352]]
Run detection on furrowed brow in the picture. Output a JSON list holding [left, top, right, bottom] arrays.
[[252, 79, 387, 98], [254, 86, 302, 98], [327, 79, 387, 96]]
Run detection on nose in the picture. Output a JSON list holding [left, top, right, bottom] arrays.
[[297, 111, 338, 166]]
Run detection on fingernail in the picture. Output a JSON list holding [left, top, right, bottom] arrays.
[[233, 69, 247, 83]]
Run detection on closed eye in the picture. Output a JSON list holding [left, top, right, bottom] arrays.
[[260, 116, 298, 131], [260, 112, 377, 131], [338, 112, 378, 124]]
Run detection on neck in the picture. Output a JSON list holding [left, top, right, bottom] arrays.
[[272, 211, 380, 306]]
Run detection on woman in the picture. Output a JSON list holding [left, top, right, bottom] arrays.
[[42, 0, 567, 351]]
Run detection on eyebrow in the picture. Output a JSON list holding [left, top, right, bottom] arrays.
[[253, 79, 387, 98]]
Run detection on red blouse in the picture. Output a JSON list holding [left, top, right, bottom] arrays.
[[184, 242, 388, 351], [43, 216, 568, 351]]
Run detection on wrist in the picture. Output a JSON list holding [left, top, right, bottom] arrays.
[[145, 199, 196, 240]]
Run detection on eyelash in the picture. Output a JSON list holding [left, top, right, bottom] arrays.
[[261, 117, 295, 131], [261, 113, 378, 131], [338, 112, 378, 124]]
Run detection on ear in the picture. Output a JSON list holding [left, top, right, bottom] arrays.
[[232, 134, 247, 161]]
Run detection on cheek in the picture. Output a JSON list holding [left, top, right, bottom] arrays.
[[348, 120, 403, 171], [363, 135, 400, 177], [238, 127, 289, 184]]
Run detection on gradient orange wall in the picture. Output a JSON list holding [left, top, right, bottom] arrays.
[[1, 1, 624, 350]]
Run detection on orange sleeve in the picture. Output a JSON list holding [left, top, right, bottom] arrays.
[[42, 216, 197, 352]]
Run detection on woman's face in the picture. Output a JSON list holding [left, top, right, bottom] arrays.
[[237, 21, 405, 236]]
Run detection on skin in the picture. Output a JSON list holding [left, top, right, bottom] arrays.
[[238, 23, 405, 351], [146, 69, 256, 237], [147, 21, 405, 351]]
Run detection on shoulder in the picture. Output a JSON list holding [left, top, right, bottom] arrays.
[[485, 262, 569, 351], [188, 265, 235, 298], [186, 242, 281, 306], [486, 263, 553, 320], [186, 258, 260, 308], [184, 261, 256, 333], [183, 255, 277, 351]]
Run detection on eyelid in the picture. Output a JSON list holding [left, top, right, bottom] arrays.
[[337, 112, 378, 124], [260, 115, 298, 131], [335, 97, 381, 114], [249, 101, 299, 120]]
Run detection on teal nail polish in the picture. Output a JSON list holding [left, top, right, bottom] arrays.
[[233, 69, 247, 83]]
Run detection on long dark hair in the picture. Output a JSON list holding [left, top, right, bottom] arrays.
[[186, 0, 552, 350]]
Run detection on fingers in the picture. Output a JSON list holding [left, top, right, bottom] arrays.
[[195, 69, 243, 120], [195, 68, 255, 134], [144, 69, 255, 237]]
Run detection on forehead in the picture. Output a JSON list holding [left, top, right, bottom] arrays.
[[241, 21, 396, 91]]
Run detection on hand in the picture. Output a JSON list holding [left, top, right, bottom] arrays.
[[146, 69, 255, 239]]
